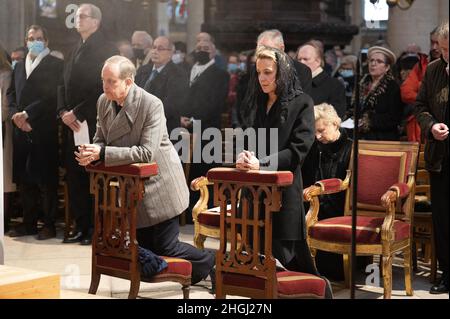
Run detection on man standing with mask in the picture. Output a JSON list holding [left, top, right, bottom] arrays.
[[131, 31, 153, 69], [180, 32, 229, 223], [7, 25, 63, 240], [58, 3, 118, 245]]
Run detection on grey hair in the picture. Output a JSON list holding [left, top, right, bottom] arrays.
[[132, 31, 153, 48], [314, 103, 342, 127], [257, 29, 284, 49], [104, 55, 136, 80], [156, 36, 175, 52], [80, 3, 102, 22], [437, 21, 449, 40]]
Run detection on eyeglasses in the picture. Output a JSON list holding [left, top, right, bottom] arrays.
[[151, 46, 171, 52], [369, 58, 387, 65], [76, 14, 94, 20]]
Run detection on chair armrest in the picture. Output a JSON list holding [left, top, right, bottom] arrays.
[[380, 174, 415, 242], [190, 176, 213, 221], [303, 170, 351, 201], [190, 176, 213, 191], [207, 167, 293, 186], [86, 162, 158, 178]]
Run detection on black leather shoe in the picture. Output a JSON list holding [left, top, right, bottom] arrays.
[[8, 224, 37, 237], [37, 226, 56, 240], [209, 266, 216, 294], [80, 234, 92, 246], [430, 279, 449, 294], [62, 231, 83, 243]]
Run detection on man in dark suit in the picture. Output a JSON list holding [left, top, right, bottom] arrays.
[[180, 32, 229, 222], [57, 3, 118, 245], [135, 36, 188, 138], [7, 25, 63, 240], [257, 29, 312, 95], [297, 42, 346, 118]]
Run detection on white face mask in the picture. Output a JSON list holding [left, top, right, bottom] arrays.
[[172, 52, 184, 64]]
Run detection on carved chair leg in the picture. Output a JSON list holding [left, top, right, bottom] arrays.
[[343, 254, 350, 288], [88, 272, 101, 295], [128, 279, 140, 299], [403, 246, 414, 296], [215, 272, 224, 299], [182, 284, 190, 299], [382, 255, 393, 299], [194, 233, 206, 249]]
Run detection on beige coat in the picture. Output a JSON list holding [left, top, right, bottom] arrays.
[[94, 84, 189, 228]]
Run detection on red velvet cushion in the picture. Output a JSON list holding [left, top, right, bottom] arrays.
[[207, 168, 293, 186], [357, 153, 404, 206], [308, 216, 410, 244], [222, 271, 325, 298], [158, 257, 192, 277], [197, 210, 221, 227], [316, 178, 343, 193], [86, 162, 158, 178]]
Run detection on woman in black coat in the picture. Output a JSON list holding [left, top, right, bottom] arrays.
[[302, 103, 353, 280], [238, 46, 320, 278], [357, 46, 404, 141]]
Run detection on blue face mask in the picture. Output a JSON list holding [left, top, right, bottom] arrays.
[[227, 63, 239, 73], [239, 62, 246, 72], [11, 60, 18, 69], [27, 40, 46, 56], [339, 69, 354, 78]]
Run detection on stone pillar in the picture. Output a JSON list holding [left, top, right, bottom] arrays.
[[349, 0, 363, 54], [156, 1, 170, 36], [0, 0, 27, 52], [186, 0, 204, 53], [386, 0, 447, 56]]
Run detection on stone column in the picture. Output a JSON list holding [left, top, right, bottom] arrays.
[[349, 0, 363, 54], [0, 0, 28, 52], [386, 0, 446, 56], [156, 1, 170, 36], [186, 0, 204, 53]]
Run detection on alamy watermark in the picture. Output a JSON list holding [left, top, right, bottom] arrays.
[[170, 121, 279, 170]]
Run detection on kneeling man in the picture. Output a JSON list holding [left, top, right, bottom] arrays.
[[76, 55, 215, 286]]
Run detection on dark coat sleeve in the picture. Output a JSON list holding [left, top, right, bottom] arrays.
[[260, 94, 315, 171], [414, 66, 436, 139], [368, 81, 404, 131], [328, 78, 347, 119], [294, 60, 312, 95]]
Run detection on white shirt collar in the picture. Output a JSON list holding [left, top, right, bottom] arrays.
[[25, 48, 50, 79], [190, 59, 215, 85]]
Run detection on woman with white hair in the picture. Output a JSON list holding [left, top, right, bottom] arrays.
[[357, 46, 404, 140], [302, 103, 353, 281]]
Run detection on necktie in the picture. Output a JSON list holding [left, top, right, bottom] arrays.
[[144, 69, 158, 91]]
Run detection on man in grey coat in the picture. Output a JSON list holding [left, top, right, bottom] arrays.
[[76, 55, 215, 287]]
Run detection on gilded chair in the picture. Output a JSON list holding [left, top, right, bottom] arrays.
[[189, 129, 236, 249], [208, 168, 327, 299], [86, 163, 191, 299], [303, 140, 419, 299]]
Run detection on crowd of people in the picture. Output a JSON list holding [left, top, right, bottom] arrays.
[[0, 2, 448, 296]]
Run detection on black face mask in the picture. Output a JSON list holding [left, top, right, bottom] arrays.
[[133, 48, 145, 60], [194, 51, 210, 65]]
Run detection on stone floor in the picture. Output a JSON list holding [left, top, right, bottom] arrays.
[[2, 222, 448, 299]]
